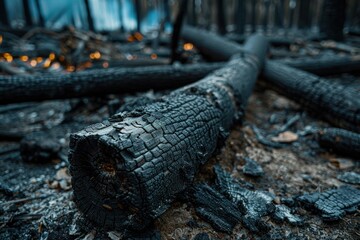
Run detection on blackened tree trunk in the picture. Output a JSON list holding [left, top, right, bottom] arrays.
[[35, 0, 44, 27], [170, 0, 188, 63], [69, 35, 268, 230], [0, 0, 9, 26], [181, 26, 360, 133], [216, 0, 226, 35], [234, 0, 246, 34], [84, 0, 95, 31], [320, 0, 346, 41], [22, 0, 33, 26], [135, 0, 141, 32], [298, 0, 311, 29]]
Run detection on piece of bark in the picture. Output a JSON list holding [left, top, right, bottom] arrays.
[[69, 35, 268, 230], [318, 128, 360, 158], [181, 26, 360, 133], [0, 62, 223, 104], [298, 185, 360, 221], [192, 184, 242, 233]]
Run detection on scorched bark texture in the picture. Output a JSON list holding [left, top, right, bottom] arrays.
[[69, 35, 268, 230]]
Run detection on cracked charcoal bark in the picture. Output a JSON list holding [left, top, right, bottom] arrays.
[[69, 34, 269, 230], [192, 184, 242, 233], [337, 172, 360, 185], [318, 128, 360, 158], [0, 62, 223, 104], [298, 185, 360, 221], [214, 165, 274, 233], [181, 26, 360, 133], [242, 157, 264, 177]]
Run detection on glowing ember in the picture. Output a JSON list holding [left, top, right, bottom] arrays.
[[3, 53, 13, 62], [36, 57, 43, 63], [30, 60, 37, 67], [183, 43, 194, 51], [52, 62, 60, 69], [43, 58, 51, 68], [102, 61, 109, 68], [0, 35, 2, 45], [90, 51, 101, 60], [20, 56, 29, 61], [134, 32, 143, 41], [151, 53, 157, 59], [49, 53, 56, 60], [66, 66, 75, 72]]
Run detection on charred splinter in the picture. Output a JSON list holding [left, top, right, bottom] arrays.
[[69, 35, 269, 230]]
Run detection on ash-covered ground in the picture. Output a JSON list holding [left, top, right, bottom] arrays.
[[0, 79, 359, 239]]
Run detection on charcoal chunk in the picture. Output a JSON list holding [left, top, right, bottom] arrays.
[[214, 165, 274, 232], [337, 172, 360, 185], [272, 205, 303, 225], [242, 157, 264, 177], [192, 184, 242, 233], [298, 185, 360, 221]]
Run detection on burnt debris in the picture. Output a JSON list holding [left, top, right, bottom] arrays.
[[298, 185, 360, 221], [337, 172, 360, 185], [242, 157, 264, 177]]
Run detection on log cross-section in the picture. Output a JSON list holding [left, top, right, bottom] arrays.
[[69, 35, 268, 230]]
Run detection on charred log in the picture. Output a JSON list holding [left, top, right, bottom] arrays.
[[318, 128, 360, 158], [181, 26, 360, 133], [0, 62, 223, 104], [263, 62, 360, 133], [68, 35, 268, 230]]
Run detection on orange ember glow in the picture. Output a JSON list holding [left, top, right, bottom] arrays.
[[43, 58, 51, 68], [30, 60, 37, 67], [0, 35, 2, 44], [3, 53, 13, 62], [36, 57, 43, 63], [52, 62, 60, 69], [90, 51, 101, 60], [66, 66, 75, 72], [20, 56, 29, 61], [183, 43, 194, 51], [102, 61, 109, 68], [150, 53, 157, 59], [49, 53, 56, 60]]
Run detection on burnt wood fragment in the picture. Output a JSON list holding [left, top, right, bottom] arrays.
[[272, 205, 303, 226], [337, 172, 360, 185], [214, 165, 274, 233], [298, 185, 360, 221], [69, 35, 268, 230], [192, 184, 242, 233], [181, 26, 360, 133], [0, 63, 223, 104], [318, 128, 360, 158], [242, 157, 264, 177]]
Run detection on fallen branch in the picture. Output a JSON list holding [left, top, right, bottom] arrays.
[[69, 35, 268, 230], [0, 62, 223, 104], [318, 128, 360, 158], [181, 26, 360, 133]]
